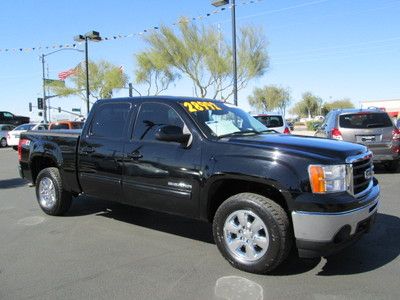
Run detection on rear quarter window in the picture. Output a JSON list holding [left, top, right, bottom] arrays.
[[339, 112, 393, 129]]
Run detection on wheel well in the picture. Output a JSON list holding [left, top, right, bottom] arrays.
[[31, 156, 58, 183], [207, 179, 288, 222]]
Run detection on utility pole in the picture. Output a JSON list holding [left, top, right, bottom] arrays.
[[231, 0, 238, 106], [212, 0, 238, 106], [41, 54, 48, 123], [128, 82, 133, 97], [84, 37, 90, 116], [74, 31, 102, 117]]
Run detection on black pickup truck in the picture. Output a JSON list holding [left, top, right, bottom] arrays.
[[18, 96, 380, 274], [0, 111, 30, 126]]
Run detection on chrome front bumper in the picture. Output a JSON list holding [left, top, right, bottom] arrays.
[[292, 196, 379, 243]]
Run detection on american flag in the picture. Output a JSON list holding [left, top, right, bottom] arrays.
[[58, 68, 77, 80]]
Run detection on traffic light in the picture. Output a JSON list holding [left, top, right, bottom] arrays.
[[58, 107, 61, 113], [29, 102, 32, 112], [37, 98, 43, 110], [38, 112, 43, 117]]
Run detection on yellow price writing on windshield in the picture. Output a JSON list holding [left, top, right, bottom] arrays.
[[183, 101, 222, 113]]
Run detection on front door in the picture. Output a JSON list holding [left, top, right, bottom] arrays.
[[78, 102, 133, 202], [123, 101, 202, 218]]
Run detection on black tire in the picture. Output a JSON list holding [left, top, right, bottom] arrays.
[[0, 138, 7, 148], [35, 167, 73, 216], [385, 160, 399, 172], [213, 193, 292, 274]]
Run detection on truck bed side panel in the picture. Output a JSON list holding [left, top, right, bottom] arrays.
[[21, 131, 81, 194]]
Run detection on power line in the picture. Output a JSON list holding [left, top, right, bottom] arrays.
[[273, 37, 400, 58]]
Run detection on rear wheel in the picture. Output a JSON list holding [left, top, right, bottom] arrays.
[[0, 138, 7, 148], [35, 167, 73, 216], [213, 193, 292, 274], [385, 160, 399, 172]]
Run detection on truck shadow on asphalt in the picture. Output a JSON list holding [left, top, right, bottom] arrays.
[[0, 178, 28, 189], [67, 196, 214, 244], [271, 213, 400, 276], [67, 198, 399, 276]]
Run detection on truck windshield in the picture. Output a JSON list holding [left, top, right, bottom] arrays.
[[180, 100, 271, 138]]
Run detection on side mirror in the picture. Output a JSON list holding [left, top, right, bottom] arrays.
[[155, 125, 190, 144], [313, 123, 320, 130]]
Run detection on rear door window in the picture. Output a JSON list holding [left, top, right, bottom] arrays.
[[339, 113, 393, 129], [90, 103, 131, 139]]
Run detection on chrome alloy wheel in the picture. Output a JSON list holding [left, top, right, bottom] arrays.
[[38, 177, 56, 209], [223, 210, 269, 262]]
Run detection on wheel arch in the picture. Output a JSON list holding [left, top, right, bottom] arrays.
[[204, 176, 291, 223], [30, 155, 59, 184]]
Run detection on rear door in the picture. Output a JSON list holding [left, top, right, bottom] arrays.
[[78, 102, 133, 202], [339, 112, 394, 156]]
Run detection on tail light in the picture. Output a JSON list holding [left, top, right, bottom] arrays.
[[393, 127, 400, 141], [393, 127, 400, 153], [331, 128, 343, 140], [283, 127, 291, 134], [18, 139, 29, 161]]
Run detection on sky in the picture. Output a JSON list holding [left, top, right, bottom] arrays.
[[0, 0, 399, 121]]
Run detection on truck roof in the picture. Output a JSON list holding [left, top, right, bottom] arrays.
[[97, 96, 224, 104]]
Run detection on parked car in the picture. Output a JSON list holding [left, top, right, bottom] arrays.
[[0, 124, 16, 147], [314, 108, 400, 171], [49, 121, 84, 130], [19, 96, 379, 274], [0, 111, 30, 126], [253, 114, 291, 134], [7, 123, 48, 150]]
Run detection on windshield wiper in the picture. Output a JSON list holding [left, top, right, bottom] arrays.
[[218, 130, 260, 139]]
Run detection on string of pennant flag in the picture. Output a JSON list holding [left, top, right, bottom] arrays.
[[0, 0, 262, 54]]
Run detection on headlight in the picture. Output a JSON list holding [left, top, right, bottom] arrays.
[[308, 164, 349, 193]]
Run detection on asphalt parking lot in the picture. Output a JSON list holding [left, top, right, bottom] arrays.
[[1, 147, 399, 300]]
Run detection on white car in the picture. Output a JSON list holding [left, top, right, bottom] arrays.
[[253, 114, 291, 134], [0, 124, 16, 147], [7, 123, 48, 149]]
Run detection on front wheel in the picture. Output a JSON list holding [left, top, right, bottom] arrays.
[[213, 193, 292, 274], [35, 167, 73, 216]]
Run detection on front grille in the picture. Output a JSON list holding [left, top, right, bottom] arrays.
[[351, 155, 373, 196]]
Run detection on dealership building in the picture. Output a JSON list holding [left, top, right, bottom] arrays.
[[360, 99, 400, 118]]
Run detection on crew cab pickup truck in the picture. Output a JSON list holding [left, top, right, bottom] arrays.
[[18, 96, 380, 274]]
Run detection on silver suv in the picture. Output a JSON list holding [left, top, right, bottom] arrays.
[[315, 108, 400, 171]]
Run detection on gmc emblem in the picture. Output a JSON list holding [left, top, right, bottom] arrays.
[[364, 168, 373, 180]]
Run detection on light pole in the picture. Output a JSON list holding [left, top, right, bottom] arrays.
[[74, 31, 102, 116], [212, 0, 238, 106], [40, 48, 84, 123]]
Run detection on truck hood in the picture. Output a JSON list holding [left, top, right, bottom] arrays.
[[226, 133, 367, 162]]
